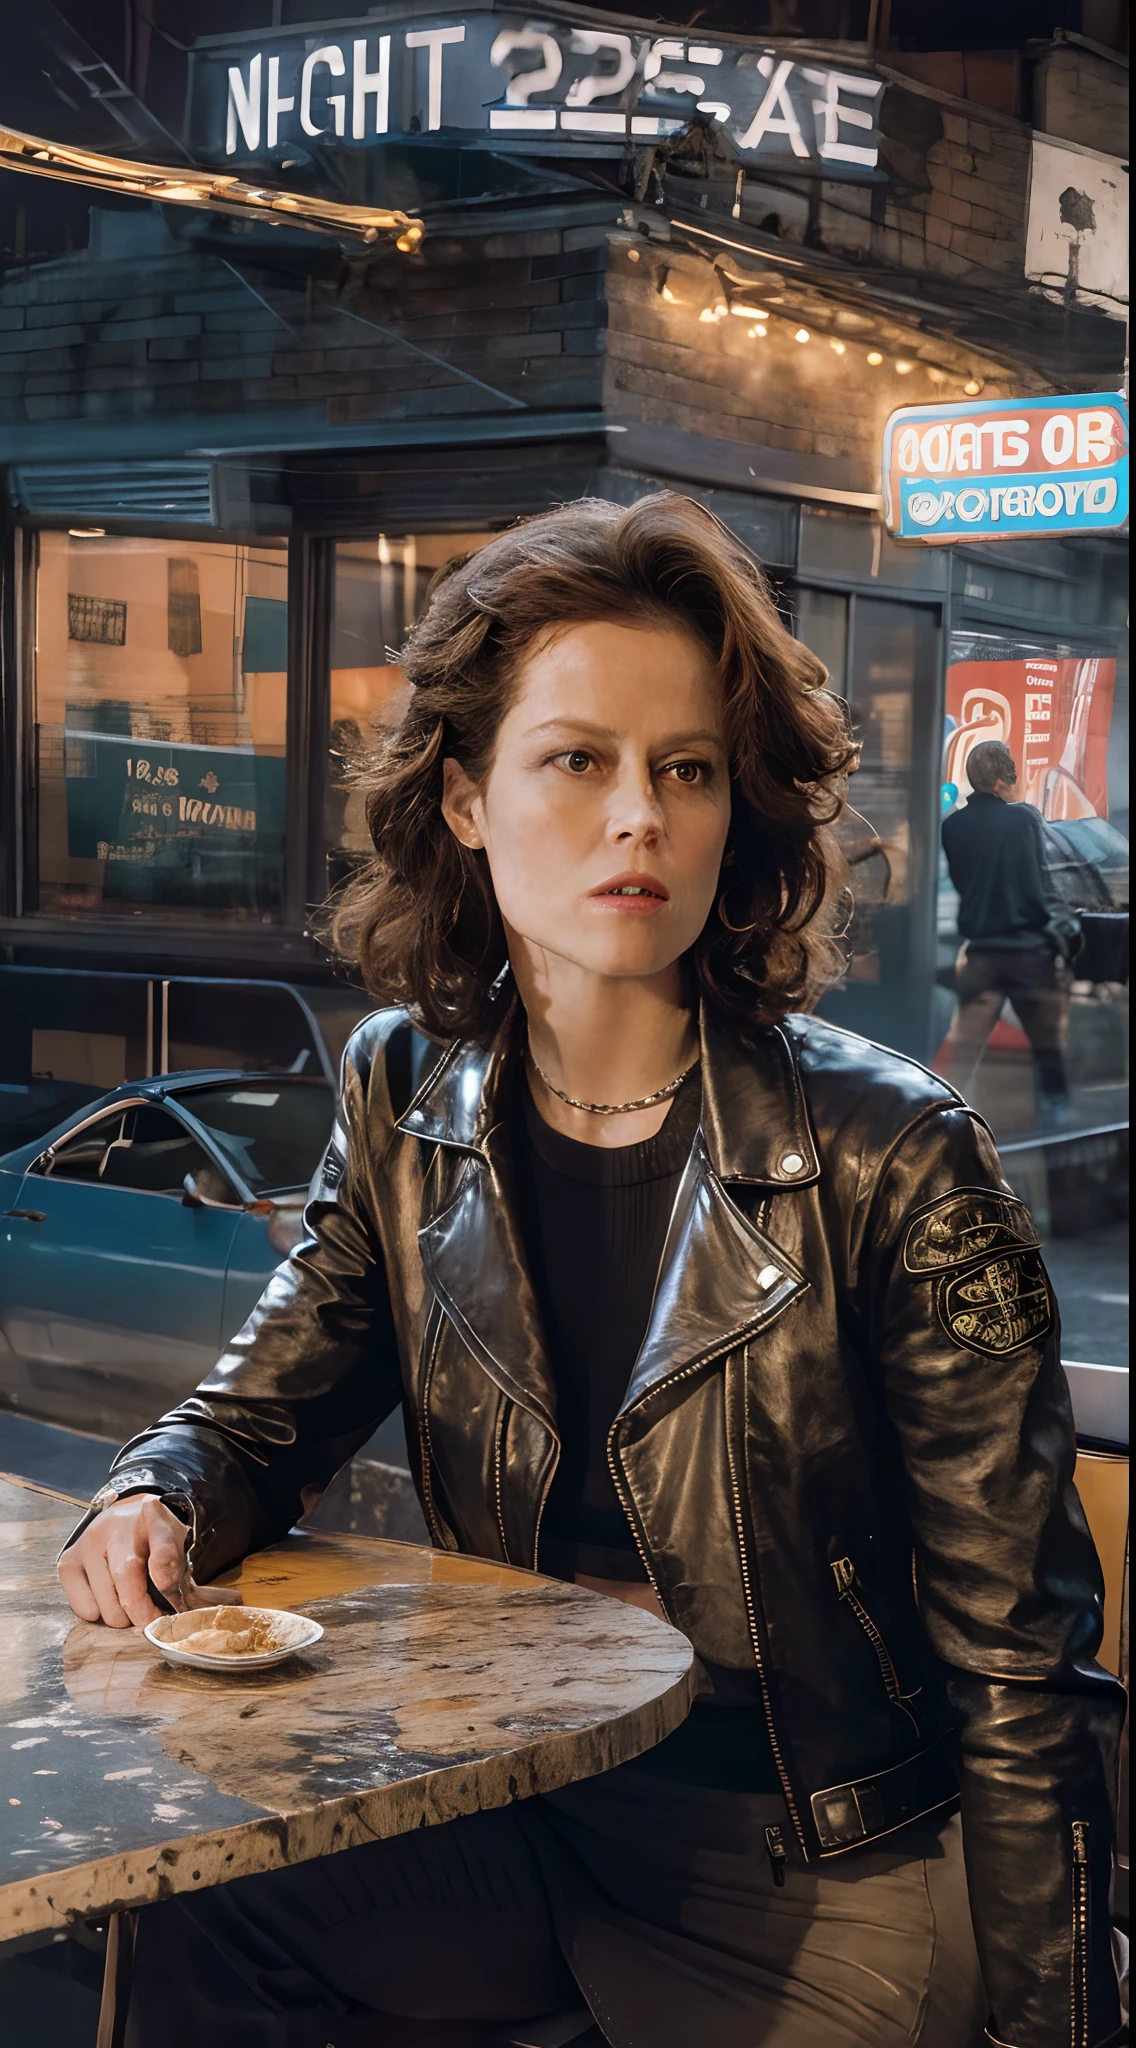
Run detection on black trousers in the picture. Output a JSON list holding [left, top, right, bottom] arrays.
[[125, 1764, 986, 2048]]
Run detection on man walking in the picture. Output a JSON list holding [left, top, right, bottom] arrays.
[[940, 740, 1072, 1126]]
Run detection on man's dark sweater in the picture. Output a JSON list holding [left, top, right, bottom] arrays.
[[941, 791, 1055, 949]]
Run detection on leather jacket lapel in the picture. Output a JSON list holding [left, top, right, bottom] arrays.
[[417, 1141, 557, 1431], [399, 997, 558, 1432], [400, 992, 816, 1427], [620, 1136, 807, 1414], [620, 1009, 816, 1414]]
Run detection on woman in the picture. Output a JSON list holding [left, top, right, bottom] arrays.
[[61, 497, 1122, 2048]]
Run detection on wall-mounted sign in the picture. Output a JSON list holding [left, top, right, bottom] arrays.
[[883, 392, 1128, 543], [64, 730, 286, 911], [187, 8, 884, 179]]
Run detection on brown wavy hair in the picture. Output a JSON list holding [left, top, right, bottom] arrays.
[[327, 493, 854, 1041]]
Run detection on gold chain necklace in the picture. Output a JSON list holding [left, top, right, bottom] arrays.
[[527, 1042, 699, 1117]]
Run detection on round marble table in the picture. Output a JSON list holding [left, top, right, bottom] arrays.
[[0, 1474, 695, 1938]]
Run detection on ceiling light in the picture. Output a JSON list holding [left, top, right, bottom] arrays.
[[867, 350, 884, 366], [748, 323, 768, 338], [627, 247, 640, 262], [68, 527, 105, 538], [794, 327, 810, 343], [964, 378, 982, 395], [829, 339, 846, 355], [895, 359, 915, 374], [661, 283, 677, 303], [730, 302, 769, 319], [700, 299, 728, 323]]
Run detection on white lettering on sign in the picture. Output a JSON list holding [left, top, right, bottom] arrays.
[[301, 46, 347, 138], [1078, 410, 1114, 464], [266, 56, 295, 149], [736, 56, 808, 157], [227, 53, 262, 154], [216, 25, 883, 172], [897, 420, 1031, 474], [489, 29, 562, 107], [564, 31, 636, 110], [803, 66, 879, 166], [405, 24, 466, 130], [353, 35, 391, 139], [1040, 413, 1074, 465], [906, 475, 1118, 528]]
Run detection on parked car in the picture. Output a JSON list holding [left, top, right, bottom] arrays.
[[1043, 816, 1129, 913], [0, 1070, 335, 1439]]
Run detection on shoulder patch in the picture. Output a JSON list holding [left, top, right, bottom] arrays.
[[904, 1188, 1038, 1275], [936, 1252, 1054, 1357]]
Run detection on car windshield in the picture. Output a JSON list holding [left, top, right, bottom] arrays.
[[173, 1079, 334, 1195]]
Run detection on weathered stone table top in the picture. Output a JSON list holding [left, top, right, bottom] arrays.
[[0, 1474, 694, 1938]]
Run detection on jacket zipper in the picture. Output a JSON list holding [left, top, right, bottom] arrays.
[[1071, 1819, 1090, 2048], [416, 1304, 447, 1548], [831, 1558, 920, 1734], [724, 1352, 809, 1859], [606, 1334, 809, 1860], [492, 1403, 510, 1564]]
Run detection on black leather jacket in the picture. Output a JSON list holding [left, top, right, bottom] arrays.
[[90, 996, 1124, 2048]]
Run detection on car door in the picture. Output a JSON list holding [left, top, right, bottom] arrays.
[[3, 1100, 241, 1438]]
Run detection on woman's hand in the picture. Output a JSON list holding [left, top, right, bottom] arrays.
[[58, 1495, 243, 1630]]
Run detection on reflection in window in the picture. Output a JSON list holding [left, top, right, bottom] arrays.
[[933, 633, 1128, 1142], [326, 533, 494, 867], [34, 532, 287, 922]]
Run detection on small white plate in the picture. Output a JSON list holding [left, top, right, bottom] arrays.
[[144, 1604, 323, 1672]]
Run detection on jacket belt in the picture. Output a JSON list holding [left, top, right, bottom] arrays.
[[810, 1733, 960, 1854]]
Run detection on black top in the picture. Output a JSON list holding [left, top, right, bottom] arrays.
[[941, 791, 1055, 948], [512, 1067, 782, 1793]]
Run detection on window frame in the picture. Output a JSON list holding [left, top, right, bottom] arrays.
[[31, 1092, 246, 1204]]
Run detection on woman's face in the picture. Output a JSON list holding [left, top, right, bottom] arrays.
[[441, 619, 731, 989]]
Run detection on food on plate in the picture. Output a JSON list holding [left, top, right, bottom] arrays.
[[163, 1605, 286, 1657]]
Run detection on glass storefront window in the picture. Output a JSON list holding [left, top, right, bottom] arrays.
[[932, 633, 1129, 1144], [326, 533, 494, 869], [809, 595, 942, 1059], [794, 587, 847, 693], [33, 532, 288, 921]]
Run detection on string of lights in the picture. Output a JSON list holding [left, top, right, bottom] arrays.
[[0, 123, 424, 251], [642, 251, 987, 394]]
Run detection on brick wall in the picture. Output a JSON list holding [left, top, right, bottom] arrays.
[[818, 82, 1031, 285], [0, 208, 607, 433], [1033, 41, 1128, 160], [602, 232, 1029, 496]]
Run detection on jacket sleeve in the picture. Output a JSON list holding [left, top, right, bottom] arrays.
[[73, 1027, 406, 1581], [864, 1103, 1125, 2048]]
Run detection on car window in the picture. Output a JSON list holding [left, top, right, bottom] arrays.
[[99, 1106, 231, 1197], [174, 1079, 334, 1194], [45, 1104, 236, 1199], [40, 1109, 127, 1183]]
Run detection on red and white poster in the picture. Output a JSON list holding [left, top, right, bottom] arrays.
[[944, 637, 1116, 820]]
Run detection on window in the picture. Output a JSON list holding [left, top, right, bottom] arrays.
[[325, 533, 494, 868], [43, 1103, 231, 1198], [175, 1078, 334, 1194], [33, 532, 287, 922], [935, 632, 1129, 1145]]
